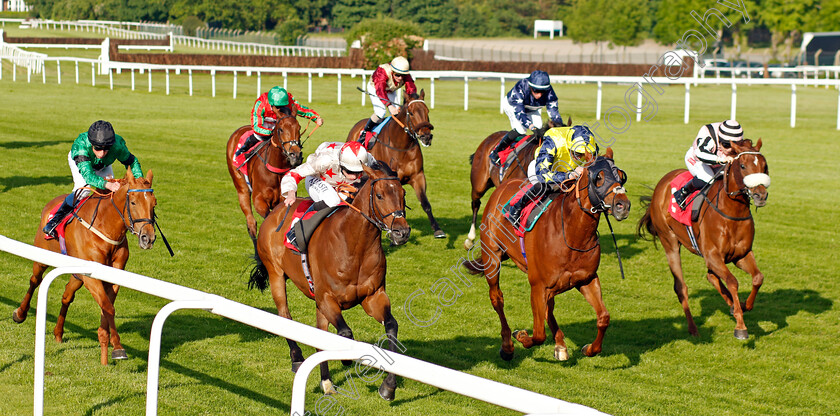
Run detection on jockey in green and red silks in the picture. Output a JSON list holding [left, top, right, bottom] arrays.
[[43, 120, 143, 238], [236, 86, 323, 157]]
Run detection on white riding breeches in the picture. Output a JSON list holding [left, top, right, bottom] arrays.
[[68, 151, 113, 199], [367, 82, 398, 119], [502, 99, 543, 134], [305, 176, 343, 207], [684, 148, 716, 183]]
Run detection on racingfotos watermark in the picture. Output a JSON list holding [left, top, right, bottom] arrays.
[[583, 0, 750, 150]]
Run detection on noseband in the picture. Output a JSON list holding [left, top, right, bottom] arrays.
[[111, 188, 156, 237], [582, 158, 627, 214], [353, 176, 406, 233]]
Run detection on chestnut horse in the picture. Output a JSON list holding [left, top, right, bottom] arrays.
[[12, 169, 157, 365], [225, 112, 302, 254], [248, 163, 410, 400], [637, 139, 770, 339], [346, 89, 444, 238], [464, 119, 568, 250], [462, 149, 630, 361]]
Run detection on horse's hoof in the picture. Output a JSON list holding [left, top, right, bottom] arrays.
[[499, 346, 514, 361], [111, 349, 128, 360], [433, 230, 446, 239], [734, 329, 749, 340], [378, 383, 395, 401], [321, 380, 337, 395], [463, 239, 474, 250], [554, 346, 569, 361], [11, 309, 25, 324], [581, 344, 595, 357], [291, 361, 303, 373]]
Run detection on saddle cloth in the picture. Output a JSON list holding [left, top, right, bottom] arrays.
[[669, 171, 703, 226], [43, 195, 91, 240], [503, 185, 556, 238], [283, 200, 340, 254], [497, 134, 535, 178], [233, 130, 257, 176], [362, 116, 392, 147]]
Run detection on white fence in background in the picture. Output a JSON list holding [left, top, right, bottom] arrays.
[[170, 35, 345, 57], [0, 235, 607, 416], [2, 31, 839, 130]]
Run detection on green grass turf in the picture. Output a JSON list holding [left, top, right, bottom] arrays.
[[1, 63, 839, 416]]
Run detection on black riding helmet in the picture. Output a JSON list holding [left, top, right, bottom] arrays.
[[88, 120, 116, 149]]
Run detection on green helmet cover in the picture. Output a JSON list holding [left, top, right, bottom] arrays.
[[268, 86, 289, 106]]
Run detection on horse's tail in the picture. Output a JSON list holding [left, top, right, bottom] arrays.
[[247, 252, 270, 292], [468, 153, 475, 165], [461, 259, 484, 275], [636, 194, 658, 246]]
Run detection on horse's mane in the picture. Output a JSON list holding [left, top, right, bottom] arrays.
[[369, 160, 398, 177], [276, 106, 292, 116]]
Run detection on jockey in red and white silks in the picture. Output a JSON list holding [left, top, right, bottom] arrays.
[[281, 141, 376, 208], [358, 56, 418, 147], [673, 119, 743, 209]]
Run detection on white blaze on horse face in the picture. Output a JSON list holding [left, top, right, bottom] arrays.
[[743, 173, 771, 188]]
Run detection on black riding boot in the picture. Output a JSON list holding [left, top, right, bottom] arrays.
[[234, 134, 261, 157], [673, 177, 706, 209], [42, 196, 75, 238], [358, 118, 379, 150], [490, 129, 519, 166], [506, 182, 548, 226]]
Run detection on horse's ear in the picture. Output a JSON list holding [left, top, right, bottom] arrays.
[[605, 147, 614, 159], [566, 116, 572, 127], [126, 168, 136, 180], [146, 169, 154, 185], [362, 164, 375, 178], [420, 89, 425, 99], [755, 138, 762, 151]]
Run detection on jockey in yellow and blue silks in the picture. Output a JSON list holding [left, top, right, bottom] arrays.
[[490, 70, 564, 166], [505, 125, 597, 225]]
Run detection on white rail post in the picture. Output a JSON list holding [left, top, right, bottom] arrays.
[[233, 70, 237, 99], [165, 69, 170, 95], [131, 68, 135, 91], [790, 84, 797, 128], [596, 81, 602, 120], [148, 69, 152, 93], [684, 82, 690, 124], [146, 300, 216, 416], [41, 61, 45, 84], [730, 82, 737, 120], [430, 77, 436, 109], [308, 72, 312, 103], [188, 69, 193, 96], [836, 86, 840, 130], [75, 61, 79, 84], [337, 73, 342, 105], [283, 71, 287, 90], [256, 71, 261, 98], [91, 62, 95, 86], [33, 267, 94, 416], [56, 61, 61, 84], [109, 68, 113, 90], [464, 76, 469, 111], [635, 83, 642, 122], [211, 70, 216, 97], [500, 77, 506, 114]]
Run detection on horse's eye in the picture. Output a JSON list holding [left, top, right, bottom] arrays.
[[131, 201, 136, 206], [740, 164, 746, 169], [376, 194, 383, 200]]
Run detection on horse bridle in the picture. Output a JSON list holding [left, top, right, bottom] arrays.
[[581, 157, 627, 215], [354, 175, 406, 233], [379, 100, 434, 152], [111, 187, 156, 237], [270, 114, 303, 160], [699, 150, 768, 222]]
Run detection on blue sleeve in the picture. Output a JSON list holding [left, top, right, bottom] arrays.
[[507, 79, 532, 129], [545, 87, 563, 124], [534, 140, 567, 184]]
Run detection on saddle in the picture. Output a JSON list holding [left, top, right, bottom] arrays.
[[359, 117, 392, 149], [668, 171, 716, 226], [233, 130, 265, 175], [497, 134, 536, 180], [503, 186, 558, 238], [283, 200, 340, 255], [43, 195, 92, 241]]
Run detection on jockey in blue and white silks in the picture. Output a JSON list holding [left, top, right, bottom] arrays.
[[490, 70, 564, 166]]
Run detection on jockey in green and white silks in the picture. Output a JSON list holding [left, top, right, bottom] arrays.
[[506, 125, 596, 225], [673, 120, 742, 209], [42, 120, 143, 238]]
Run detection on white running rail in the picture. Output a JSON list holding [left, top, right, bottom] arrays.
[[0, 235, 608, 416]]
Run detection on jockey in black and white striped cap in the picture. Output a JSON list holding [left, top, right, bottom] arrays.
[[716, 119, 744, 146], [674, 119, 745, 209]]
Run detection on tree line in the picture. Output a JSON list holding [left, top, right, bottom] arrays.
[[25, 0, 840, 59]]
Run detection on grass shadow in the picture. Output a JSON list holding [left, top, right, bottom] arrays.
[[0, 140, 65, 149], [0, 175, 69, 193]]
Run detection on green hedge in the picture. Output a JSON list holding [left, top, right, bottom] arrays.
[[345, 16, 424, 70]]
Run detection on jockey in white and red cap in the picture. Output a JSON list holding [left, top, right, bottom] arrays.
[[281, 141, 376, 208]]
